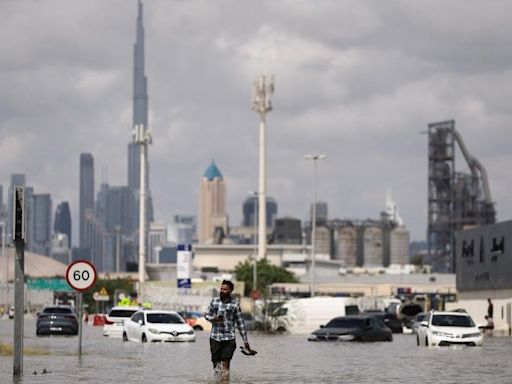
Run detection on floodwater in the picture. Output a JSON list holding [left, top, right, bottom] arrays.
[[1, 318, 512, 383]]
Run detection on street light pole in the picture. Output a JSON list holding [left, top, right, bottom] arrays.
[[133, 124, 152, 286], [248, 191, 258, 293], [252, 75, 274, 262], [0, 210, 5, 311], [304, 154, 326, 297]]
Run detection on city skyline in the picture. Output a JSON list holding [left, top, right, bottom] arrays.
[[1, 1, 511, 242]]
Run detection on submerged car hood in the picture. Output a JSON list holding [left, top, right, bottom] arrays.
[[430, 326, 480, 335], [146, 323, 192, 332], [312, 327, 361, 336]]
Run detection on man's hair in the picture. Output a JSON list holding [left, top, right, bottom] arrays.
[[222, 280, 234, 291]]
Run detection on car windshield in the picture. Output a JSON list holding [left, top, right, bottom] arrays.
[[415, 313, 425, 321], [147, 313, 184, 324], [366, 312, 385, 319], [43, 307, 73, 314], [325, 318, 364, 328], [109, 310, 138, 318], [431, 314, 475, 327]]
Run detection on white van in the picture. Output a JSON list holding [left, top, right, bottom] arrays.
[[270, 297, 360, 334]]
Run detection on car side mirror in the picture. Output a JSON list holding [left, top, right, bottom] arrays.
[[320, 325, 325, 328], [420, 321, 428, 327], [138, 320, 143, 326]]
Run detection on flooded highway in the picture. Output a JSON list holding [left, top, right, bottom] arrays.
[[1, 318, 512, 383]]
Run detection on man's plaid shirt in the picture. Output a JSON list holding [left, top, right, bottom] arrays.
[[205, 296, 248, 343]]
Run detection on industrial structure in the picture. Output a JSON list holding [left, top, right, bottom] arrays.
[[428, 120, 496, 273]]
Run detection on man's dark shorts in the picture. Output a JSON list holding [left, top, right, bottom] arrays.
[[210, 339, 236, 364]]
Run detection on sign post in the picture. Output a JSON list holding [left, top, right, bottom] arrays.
[[13, 186, 25, 377], [177, 244, 192, 289], [66, 260, 97, 358]]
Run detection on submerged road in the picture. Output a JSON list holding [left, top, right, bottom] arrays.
[[1, 318, 512, 383]]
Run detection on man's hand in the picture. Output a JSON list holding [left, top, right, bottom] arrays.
[[212, 315, 224, 323]]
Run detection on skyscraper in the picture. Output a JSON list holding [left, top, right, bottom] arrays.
[[199, 161, 227, 244], [310, 201, 328, 225], [28, 194, 52, 256], [242, 196, 277, 228], [54, 201, 72, 247], [128, 0, 153, 235], [79, 153, 94, 248]]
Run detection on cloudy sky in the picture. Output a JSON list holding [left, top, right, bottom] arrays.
[[1, 0, 511, 244]]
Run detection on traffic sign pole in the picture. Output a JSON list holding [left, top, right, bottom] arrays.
[[77, 292, 83, 358], [66, 260, 97, 360], [13, 186, 25, 377]]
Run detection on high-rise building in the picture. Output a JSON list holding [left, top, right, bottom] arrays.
[[242, 196, 277, 228], [54, 201, 72, 247], [128, 0, 153, 236], [310, 201, 328, 225], [28, 194, 52, 256], [7, 174, 26, 240], [79, 153, 94, 248], [199, 161, 227, 244], [168, 215, 196, 245]]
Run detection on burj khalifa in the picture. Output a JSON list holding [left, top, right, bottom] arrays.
[[128, 0, 153, 237]]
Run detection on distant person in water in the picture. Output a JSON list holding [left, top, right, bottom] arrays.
[[205, 280, 252, 382], [487, 298, 494, 320]]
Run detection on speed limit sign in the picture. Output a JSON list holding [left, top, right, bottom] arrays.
[[66, 260, 97, 291]]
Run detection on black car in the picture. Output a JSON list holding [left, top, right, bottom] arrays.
[[308, 315, 393, 342], [36, 306, 78, 336], [364, 310, 403, 333]]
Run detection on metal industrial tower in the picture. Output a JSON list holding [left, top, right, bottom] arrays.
[[428, 120, 496, 272]]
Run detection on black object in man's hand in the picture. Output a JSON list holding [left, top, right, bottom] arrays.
[[240, 346, 257, 356]]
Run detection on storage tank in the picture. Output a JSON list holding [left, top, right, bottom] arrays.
[[334, 226, 357, 267], [363, 226, 383, 266], [390, 227, 410, 265]]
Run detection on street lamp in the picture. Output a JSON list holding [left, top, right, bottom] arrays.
[[304, 154, 326, 297]]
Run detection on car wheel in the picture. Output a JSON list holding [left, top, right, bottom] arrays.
[[416, 335, 420, 346], [276, 327, 286, 333], [387, 335, 393, 342], [122, 332, 128, 342], [193, 325, 203, 331], [425, 337, 429, 347], [141, 334, 147, 343]]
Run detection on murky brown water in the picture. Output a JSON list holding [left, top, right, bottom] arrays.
[[1, 318, 512, 383]]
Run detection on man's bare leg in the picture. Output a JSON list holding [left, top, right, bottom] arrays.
[[219, 361, 230, 383]]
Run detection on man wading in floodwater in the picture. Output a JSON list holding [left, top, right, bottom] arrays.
[[205, 280, 253, 382]]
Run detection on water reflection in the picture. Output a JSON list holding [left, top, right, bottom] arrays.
[[1, 319, 512, 383]]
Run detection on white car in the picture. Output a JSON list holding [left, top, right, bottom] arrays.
[[103, 306, 141, 338], [416, 310, 483, 347], [122, 310, 196, 343]]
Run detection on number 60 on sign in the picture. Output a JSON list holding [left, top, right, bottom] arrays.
[[66, 260, 97, 291]]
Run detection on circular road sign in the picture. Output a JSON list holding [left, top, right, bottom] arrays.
[[66, 260, 97, 291]]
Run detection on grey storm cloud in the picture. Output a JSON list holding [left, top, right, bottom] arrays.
[[1, 0, 511, 243]]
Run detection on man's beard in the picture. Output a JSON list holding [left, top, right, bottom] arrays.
[[220, 291, 229, 299]]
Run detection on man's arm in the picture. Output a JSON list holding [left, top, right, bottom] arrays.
[[205, 300, 216, 322], [234, 303, 250, 348]]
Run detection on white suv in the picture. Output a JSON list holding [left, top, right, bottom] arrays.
[[417, 310, 483, 347]]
